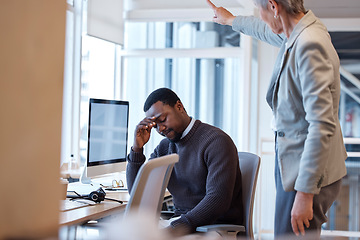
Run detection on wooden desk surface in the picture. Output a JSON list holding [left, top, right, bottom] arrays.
[[59, 191, 130, 226], [59, 189, 171, 226]]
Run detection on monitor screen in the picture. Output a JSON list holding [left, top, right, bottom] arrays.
[[85, 98, 129, 179]]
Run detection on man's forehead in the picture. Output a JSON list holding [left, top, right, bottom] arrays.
[[145, 112, 162, 119], [145, 101, 166, 118]]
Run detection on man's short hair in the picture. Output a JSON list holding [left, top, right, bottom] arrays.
[[143, 88, 180, 112]]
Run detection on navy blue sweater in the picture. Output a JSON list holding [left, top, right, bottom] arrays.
[[126, 120, 243, 233]]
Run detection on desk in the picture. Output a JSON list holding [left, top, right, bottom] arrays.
[[60, 188, 171, 226], [60, 191, 129, 226]]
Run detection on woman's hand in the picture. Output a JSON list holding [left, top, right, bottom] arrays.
[[206, 0, 236, 26], [291, 191, 314, 236]]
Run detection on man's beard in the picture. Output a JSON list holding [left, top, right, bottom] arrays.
[[160, 129, 183, 143], [168, 131, 182, 143]]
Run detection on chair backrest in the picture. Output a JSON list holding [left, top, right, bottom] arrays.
[[238, 152, 261, 239], [124, 154, 179, 220]]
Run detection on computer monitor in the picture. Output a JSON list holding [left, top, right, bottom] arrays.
[[80, 98, 129, 184]]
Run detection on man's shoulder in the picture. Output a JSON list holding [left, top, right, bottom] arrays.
[[197, 121, 226, 133], [196, 121, 233, 141]]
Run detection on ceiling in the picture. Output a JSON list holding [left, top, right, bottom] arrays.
[[129, 0, 360, 17], [126, 0, 360, 77], [304, 0, 360, 18]]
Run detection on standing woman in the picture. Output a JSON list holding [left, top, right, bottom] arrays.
[[206, 0, 347, 238]]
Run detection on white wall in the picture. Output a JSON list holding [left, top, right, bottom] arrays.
[[87, 0, 124, 45], [0, 1, 66, 238], [253, 40, 279, 236], [124, 0, 254, 22]]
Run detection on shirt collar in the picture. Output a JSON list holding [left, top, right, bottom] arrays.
[[181, 117, 196, 139]]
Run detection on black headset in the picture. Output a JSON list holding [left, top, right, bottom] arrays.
[[67, 187, 123, 204], [86, 187, 106, 203]]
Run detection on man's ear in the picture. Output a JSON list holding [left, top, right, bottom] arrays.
[[175, 100, 184, 112]]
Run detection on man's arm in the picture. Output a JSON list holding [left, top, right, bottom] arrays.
[[126, 142, 167, 193], [126, 149, 146, 194], [126, 116, 157, 193]]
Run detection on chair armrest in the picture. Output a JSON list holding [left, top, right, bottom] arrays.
[[196, 224, 245, 233], [160, 211, 175, 220]]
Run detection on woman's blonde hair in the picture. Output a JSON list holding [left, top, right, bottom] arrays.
[[254, 0, 306, 15]]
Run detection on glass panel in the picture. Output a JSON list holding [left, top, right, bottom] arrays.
[[67, 0, 74, 6], [79, 35, 119, 165], [125, 22, 240, 49], [123, 57, 244, 158], [325, 72, 360, 233], [343, 94, 360, 139], [61, 9, 75, 165]]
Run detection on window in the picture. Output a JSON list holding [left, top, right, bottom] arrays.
[[62, 0, 122, 167], [125, 22, 239, 49], [333, 66, 360, 233], [79, 36, 122, 165], [123, 21, 251, 157], [61, 0, 83, 165]]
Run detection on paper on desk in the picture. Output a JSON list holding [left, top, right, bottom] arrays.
[[67, 182, 102, 195], [60, 199, 94, 212]]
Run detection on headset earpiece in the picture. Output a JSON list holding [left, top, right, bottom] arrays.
[[86, 188, 106, 203]]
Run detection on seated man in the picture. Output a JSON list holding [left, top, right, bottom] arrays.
[[126, 88, 243, 235]]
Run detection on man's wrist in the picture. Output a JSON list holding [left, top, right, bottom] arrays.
[[132, 146, 143, 153]]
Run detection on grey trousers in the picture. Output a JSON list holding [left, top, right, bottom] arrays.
[[274, 135, 342, 239]]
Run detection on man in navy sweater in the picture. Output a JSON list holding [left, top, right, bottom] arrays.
[[126, 88, 243, 235]]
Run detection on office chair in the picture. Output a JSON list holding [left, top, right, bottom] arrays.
[[196, 152, 261, 239], [124, 153, 179, 220], [74, 154, 178, 240]]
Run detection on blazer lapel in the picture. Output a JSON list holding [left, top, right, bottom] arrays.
[[272, 48, 290, 109], [266, 10, 318, 110], [266, 42, 288, 110]]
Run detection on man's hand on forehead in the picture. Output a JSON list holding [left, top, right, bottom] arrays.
[[140, 116, 156, 129], [146, 114, 161, 124], [148, 114, 161, 120]]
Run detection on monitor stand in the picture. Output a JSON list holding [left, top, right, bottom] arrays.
[[67, 166, 100, 195], [79, 165, 126, 190], [80, 165, 92, 184]]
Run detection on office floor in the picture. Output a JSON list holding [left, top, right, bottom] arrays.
[[59, 210, 359, 240], [59, 224, 224, 240], [257, 232, 359, 240], [59, 224, 359, 240]]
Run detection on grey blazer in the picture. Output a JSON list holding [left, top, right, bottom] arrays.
[[233, 11, 347, 194]]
